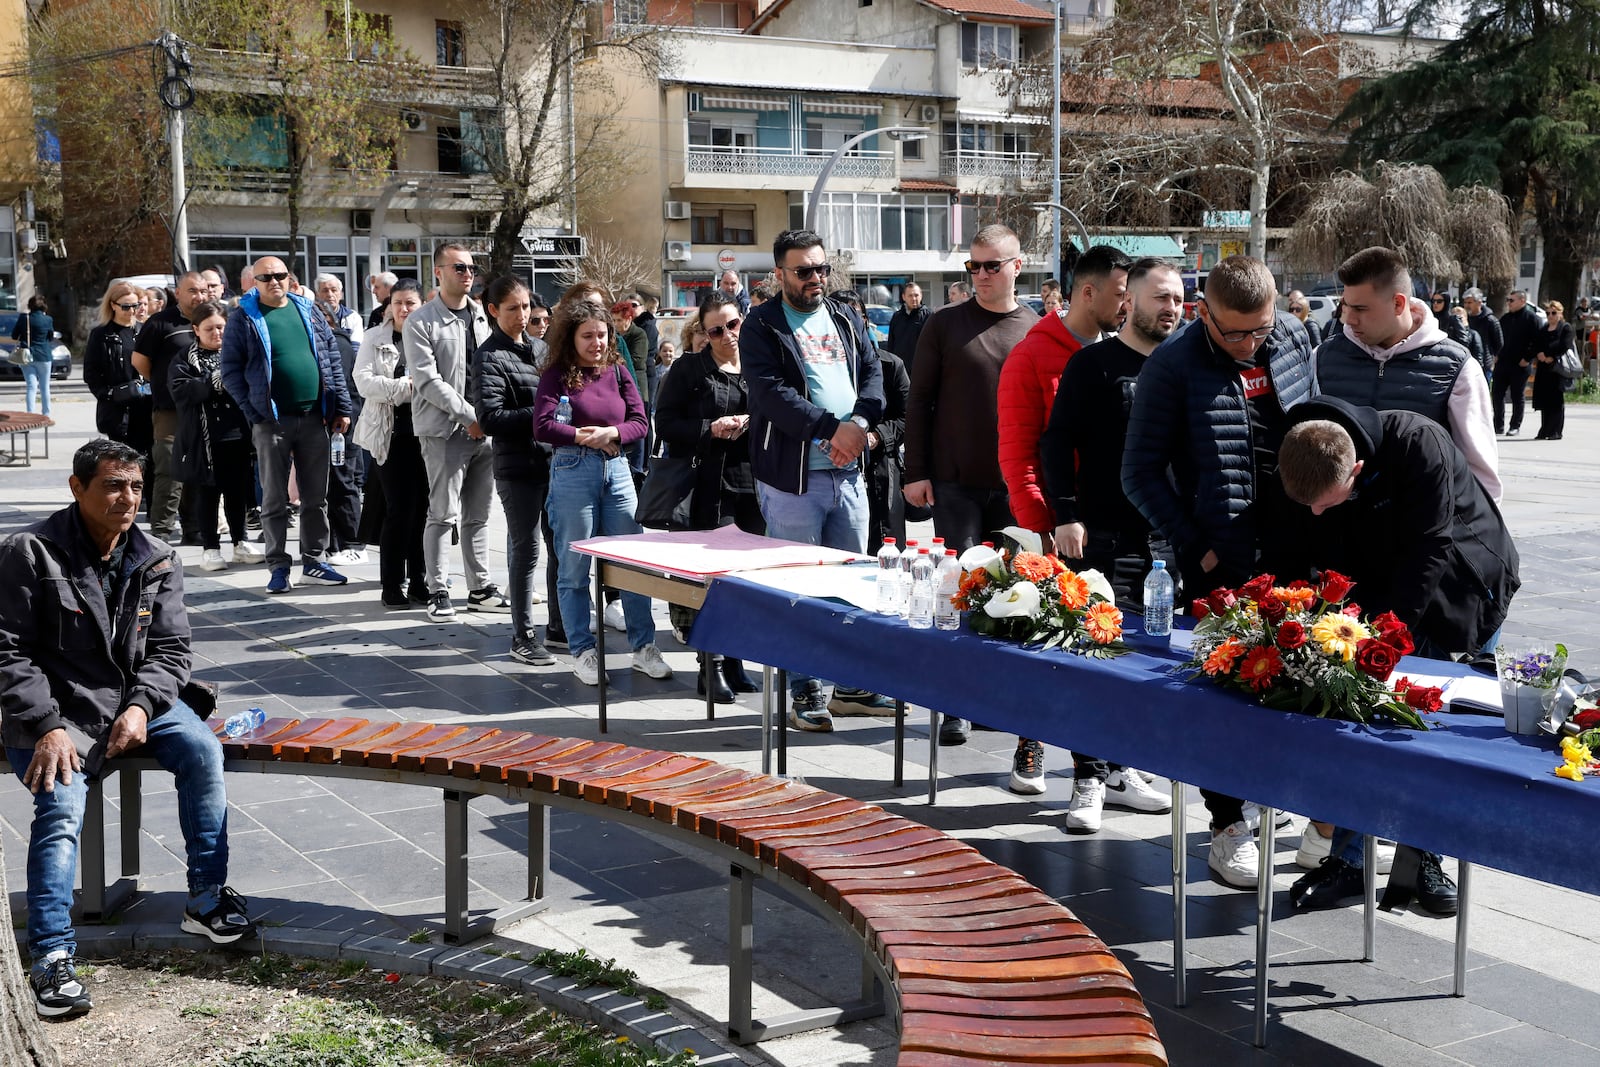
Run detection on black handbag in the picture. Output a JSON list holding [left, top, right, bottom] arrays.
[[635, 452, 699, 529]]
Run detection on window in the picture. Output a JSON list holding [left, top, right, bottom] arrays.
[[804, 118, 866, 154], [691, 205, 757, 246], [1520, 237, 1538, 278], [437, 125, 462, 172], [435, 20, 465, 66], [813, 192, 950, 252], [960, 22, 1017, 67], [614, 0, 649, 25], [694, 2, 741, 29], [688, 119, 755, 152], [902, 137, 923, 161]]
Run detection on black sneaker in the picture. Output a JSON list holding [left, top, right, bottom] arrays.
[[427, 590, 456, 622], [1416, 852, 1459, 916], [544, 627, 568, 650], [31, 952, 92, 1018], [182, 885, 257, 945], [1008, 739, 1046, 795], [407, 582, 430, 605], [510, 634, 556, 666], [467, 585, 513, 613], [245, 507, 262, 531], [938, 714, 971, 746], [788, 688, 834, 732], [381, 588, 411, 609], [1289, 857, 1366, 911]]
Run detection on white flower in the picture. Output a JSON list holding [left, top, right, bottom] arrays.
[[1078, 568, 1116, 605], [1002, 525, 1044, 556], [959, 544, 1004, 576], [984, 581, 1043, 619]]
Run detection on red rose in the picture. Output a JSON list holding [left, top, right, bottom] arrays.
[[1573, 709, 1600, 730], [1276, 620, 1307, 649], [1259, 592, 1288, 624], [1404, 684, 1444, 712], [1239, 574, 1276, 601], [1393, 676, 1413, 695], [1371, 611, 1405, 636], [1206, 587, 1237, 616], [1318, 569, 1354, 604], [1191, 598, 1211, 620], [1343, 602, 1363, 618], [1355, 638, 1400, 679], [1287, 580, 1313, 590], [1370, 611, 1415, 654]]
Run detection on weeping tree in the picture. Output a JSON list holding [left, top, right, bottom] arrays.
[[1287, 161, 1520, 289]]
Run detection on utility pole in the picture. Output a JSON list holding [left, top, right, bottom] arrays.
[[1050, 0, 1063, 283], [158, 31, 195, 274]]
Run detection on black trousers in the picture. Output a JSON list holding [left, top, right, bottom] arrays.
[[198, 438, 254, 550], [326, 447, 364, 551], [376, 432, 427, 595], [930, 480, 1013, 553], [1491, 365, 1529, 432]]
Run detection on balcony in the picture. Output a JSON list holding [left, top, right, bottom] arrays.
[[685, 148, 896, 181], [188, 168, 501, 212], [191, 49, 497, 106], [941, 150, 1041, 185]]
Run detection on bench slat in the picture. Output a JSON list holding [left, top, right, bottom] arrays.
[[393, 728, 504, 773], [571, 751, 703, 803], [458, 733, 567, 780], [237, 717, 365, 760], [311, 720, 422, 764], [899, 1024, 1169, 1065], [359, 723, 478, 768], [275, 718, 383, 762]]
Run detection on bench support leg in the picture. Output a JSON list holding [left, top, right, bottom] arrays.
[[528, 803, 549, 901], [725, 863, 884, 1045], [78, 770, 139, 923], [1252, 808, 1275, 1048], [1171, 780, 1186, 1008], [438, 790, 548, 946]]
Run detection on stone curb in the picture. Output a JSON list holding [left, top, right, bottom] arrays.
[[75, 923, 750, 1065]]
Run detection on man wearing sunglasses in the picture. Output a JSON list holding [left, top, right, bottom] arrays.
[[1122, 254, 1315, 892], [903, 224, 1039, 746], [403, 243, 509, 622], [220, 256, 354, 593], [743, 229, 885, 733]]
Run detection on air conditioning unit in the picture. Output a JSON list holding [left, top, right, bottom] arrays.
[[664, 240, 692, 263], [664, 201, 691, 220], [401, 108, 428, 132], [350, 210, 373, 233], [918, 104, 940, 123]]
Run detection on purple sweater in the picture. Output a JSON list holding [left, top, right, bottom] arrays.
[[533, 362, 649, 447]]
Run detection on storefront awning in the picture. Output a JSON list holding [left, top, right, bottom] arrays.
[[1086, 234, 1187, 259]]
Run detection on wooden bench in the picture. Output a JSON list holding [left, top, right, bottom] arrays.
[[0, 410, 50, 466], [87, 716, 1168, 1065]]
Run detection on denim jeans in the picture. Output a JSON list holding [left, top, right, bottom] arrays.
[[21, 360, 50, 416], [757, 468, 869, 695], [546, 447, 655, 657], [252, 413, 331, 569], [496, 476, 553, 642], [6, 702, 230, 961]]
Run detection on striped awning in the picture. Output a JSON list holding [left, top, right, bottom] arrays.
[[700, 92, 790, 111]]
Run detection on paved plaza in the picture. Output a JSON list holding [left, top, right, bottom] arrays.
[[4, 382, 1600, 1065]]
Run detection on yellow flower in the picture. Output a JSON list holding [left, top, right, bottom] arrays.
[[1310, 612, 1371, 662], [1556, 763, 1586, 782], [1561, 737, 1593, 765]]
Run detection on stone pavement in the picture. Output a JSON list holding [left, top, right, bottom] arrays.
[[4, 383, 1600, 1066]]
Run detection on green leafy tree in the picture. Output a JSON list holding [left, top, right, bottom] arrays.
[[1342, 0, 1600, 303]]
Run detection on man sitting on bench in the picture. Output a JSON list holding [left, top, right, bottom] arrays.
[[0, 438, 255, 1020]]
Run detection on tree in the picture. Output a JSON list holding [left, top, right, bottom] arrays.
[[1341, 0, 1600, 304], [457, 0, 669, 279], [1287, 161, 1520, 283], [0, 843, 59, 1066], [556, 235, 655, 298]]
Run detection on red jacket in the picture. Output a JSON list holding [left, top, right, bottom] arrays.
[[998, 312, 1087, 533]]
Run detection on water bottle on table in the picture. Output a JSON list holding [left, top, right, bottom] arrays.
[[329, 431, 345, 467], [908, 549, 936, 629], [875, 538, 901, 614], [1143, 560, 1174, 637], [221, 707, 267, 739], [898, 539, 917, 619], [555, 396, 573, 425], [935, 549, 961, 630]]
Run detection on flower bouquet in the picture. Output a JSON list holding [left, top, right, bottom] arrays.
[[1186, 570, 1438, 729], [952, 527, 1129, 658], [1495, 644, 1569, 736]]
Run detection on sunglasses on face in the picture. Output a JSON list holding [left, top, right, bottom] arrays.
[[115, 301, 141, 311], [257, 272, 289, 284], [529, 315, 549, 324], [964, 259, 1015, 275], [786, 263, 832, 281], [448, 262, 477, 275], [706, 317, 742, 339]]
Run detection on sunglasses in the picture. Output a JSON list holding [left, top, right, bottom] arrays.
[[964, 259, 1015, 275], [115, 301, 142, 311], [449, 262, 477, 275], [706, 317, 742, 339], [529, 315, 550, 324], [785, 263, 832, 281], [257, 272, 290, 284]]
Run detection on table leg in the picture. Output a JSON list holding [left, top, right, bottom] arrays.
[[595, 576, 608, 733], [1171, 780, 1187, 1007], [893, 700, 905, 789], [926, 708, 939, 805], [761, 666, 775, 776], [1454, 861, 1471, 996], [705, 662, 715, 721], [1363, 835, 1378, 962], [1253, 808, 1275, 1048], [776, 669, 788, 778]]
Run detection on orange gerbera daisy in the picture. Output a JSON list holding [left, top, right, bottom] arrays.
[[1273, 586, 1318, 613], [1203, 637, 1246, 676], [1012, 552, 1055, 582], [1237, 646, 1284, 691], [1083, 602, 1123, 644], [953, 567, 990, 610], [1055, 570, 1091, 609]]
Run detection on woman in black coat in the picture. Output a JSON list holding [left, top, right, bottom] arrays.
[[83, 279, 153, 453], [1531, 299, 1576, 440], [653, 290, 763, 701]]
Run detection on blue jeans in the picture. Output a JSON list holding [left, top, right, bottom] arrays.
[[757, 468, 869, 695], [7, 702, 230, 961], [22, 361, 50, 416], [546, 447, 655, 657]]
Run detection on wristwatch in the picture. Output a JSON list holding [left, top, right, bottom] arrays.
[[849, 415, 870, 432]]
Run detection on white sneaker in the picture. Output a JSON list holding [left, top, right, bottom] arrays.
[[1209, 821, 1260, 889], [1296, 824, 1394, 874], [572, 647, 602, 686], [1064, 777, 1105, 833], [199, 548, 227, 572], [1104, 768, 1173, 812], [631, 643, 672, 680], [603, 600, 627, 632], [1244, 803, 1295, 833], [232, 541, 265, 564], [328, 548, 368, 566]]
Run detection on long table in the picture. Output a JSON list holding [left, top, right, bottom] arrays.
[[690, 570, 1597, 1044]]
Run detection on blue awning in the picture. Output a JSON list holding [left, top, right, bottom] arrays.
[[1085, 235, 1186, 260]]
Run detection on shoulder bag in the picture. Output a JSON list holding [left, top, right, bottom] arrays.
[[7, 314, 31, 366], [1556, 345, 1583, 381]]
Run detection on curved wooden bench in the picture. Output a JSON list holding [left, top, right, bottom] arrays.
[[88, 716, 1167, 1066], [0, 409, 51, 465]]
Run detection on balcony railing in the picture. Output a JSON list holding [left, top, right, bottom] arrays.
[[941, 150, 1041, 182], [192, 48, 497, 102], [686, 148, 895, 180], [188, 168, 501, 203]]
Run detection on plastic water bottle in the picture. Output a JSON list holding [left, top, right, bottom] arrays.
[[555, 396, 573, 425], [1143, 560, 1174, 637], [908, 549, 936, 629], [222, 707, 267, 739], [329, 430, 345, 467], [898, 540, 917, 619], [875, 538, 901, 615], [935, 549, 961, 630]]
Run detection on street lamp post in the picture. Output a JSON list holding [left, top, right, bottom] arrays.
[[804, 125, 929, 234], [1051, 0, 1063, 283], [1033, 200, 1091, 268]]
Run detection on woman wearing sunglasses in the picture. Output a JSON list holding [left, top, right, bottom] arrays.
[[84, 279, 154, 453], [652, 290, 763, 701]]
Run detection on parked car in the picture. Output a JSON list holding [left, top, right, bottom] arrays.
[[864, 303, 893, 345], [1302, 294, 1337, 330], [0, 311, 73, 380]]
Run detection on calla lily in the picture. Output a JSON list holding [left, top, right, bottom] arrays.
[[1079, 568, 1116, 604], [983, 580, 1043, 619], [959, 544, 1004, 576], [1002, 525, 1044, 556]]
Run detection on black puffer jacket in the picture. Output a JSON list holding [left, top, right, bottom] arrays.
[[170, 344, 250, 485], [474, 325, 551, 482], [1287, 396, 1518, 654], [1121, 310, 1314, 581]]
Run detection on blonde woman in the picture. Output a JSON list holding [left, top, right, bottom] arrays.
[[83, 280, 153, 451]]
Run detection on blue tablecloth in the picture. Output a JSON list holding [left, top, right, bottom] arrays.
[[691, 570, 1600, 896]]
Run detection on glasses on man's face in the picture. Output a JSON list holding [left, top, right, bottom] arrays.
[[257, 272, 289, 284], [706, 317, 742, 339], [786, 263, 831, 281], [449, 262, 477, 276], [964, 259, 1014, 275], [115, 301, 141, 312], [1216, 324, 1274, 344]]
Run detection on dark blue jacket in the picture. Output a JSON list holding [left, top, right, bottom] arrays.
[[741, 295, 885, 495], [1121, 310, 1314, 580], [219, 289, 352, 426]]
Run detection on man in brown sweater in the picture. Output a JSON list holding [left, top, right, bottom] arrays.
[[903, 224, 1038, 744]]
